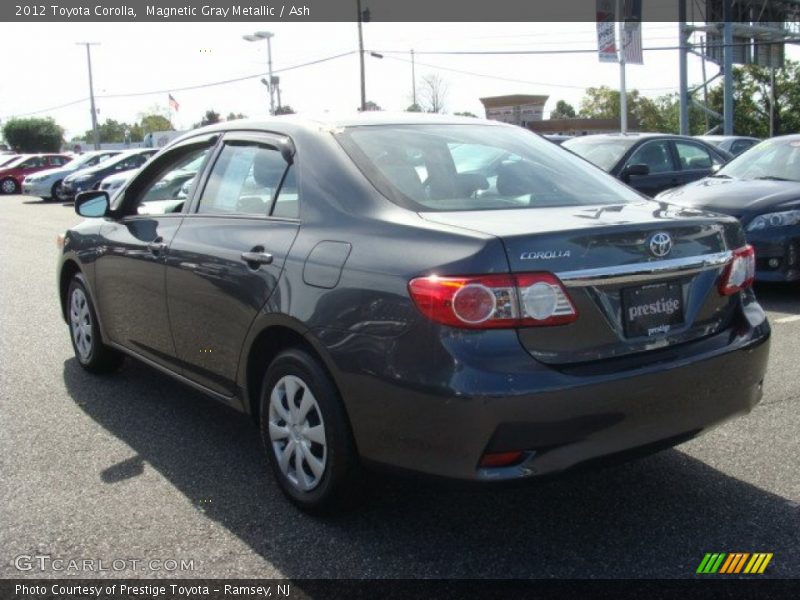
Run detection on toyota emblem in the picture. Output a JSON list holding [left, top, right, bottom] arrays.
[[648, 232, 673, 258]]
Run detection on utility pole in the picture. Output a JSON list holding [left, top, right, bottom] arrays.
[[77, 42, 100, 150], [356, 0, 366, 110], [722, 0, 734, 135], [411, 49, 417, 107], [616, 0, 627, 133], [678, 0, 690, 135], [243, 31, 275, 115]]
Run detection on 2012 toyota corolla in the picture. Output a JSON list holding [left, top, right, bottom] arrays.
[[57, 114, 770, 512]]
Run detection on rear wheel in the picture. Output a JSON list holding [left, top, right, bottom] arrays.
[[259, 348, 362, 513], [67, 274, 124, 374], [1, 178, 18, 194]]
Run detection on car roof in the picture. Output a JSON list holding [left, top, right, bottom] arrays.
[[567, 132, 698, 142], [696, 135, 760, 141], [182, 112, 504, 137]]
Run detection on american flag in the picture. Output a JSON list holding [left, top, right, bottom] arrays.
[[168, 93, 180, 112], [623, 21, 644, 65]]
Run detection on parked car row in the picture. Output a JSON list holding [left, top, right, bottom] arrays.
[[0, 148, 159, 200], [563, 132, 800, 283]]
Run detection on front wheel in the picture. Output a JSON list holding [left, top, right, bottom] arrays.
[[1, 178, 18, 194], [259, 348, 362, 513], [50, 180, 63, 201], [67, 274, 124, 374]]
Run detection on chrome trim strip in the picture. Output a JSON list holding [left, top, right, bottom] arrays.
[[557, 251, 732, 287]]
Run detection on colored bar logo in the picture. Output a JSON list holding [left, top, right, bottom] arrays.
[[697, 552, 773, 574]]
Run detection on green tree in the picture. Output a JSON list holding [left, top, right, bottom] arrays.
[[405, 103, 423, 112], [194, 110, 221, 128], [3, 117, 64, 152], [549, 100, 577, 119], [84, 118, 133, 144], [706, 60, 800, 136], [139, 114, 173, 133], [226, 112, 247, 120], [274, 106, 296, 115]]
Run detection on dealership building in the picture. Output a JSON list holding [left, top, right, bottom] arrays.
[[479, 94, 549, 127]]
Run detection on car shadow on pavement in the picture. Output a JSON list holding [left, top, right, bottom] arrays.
[[754, 282, 800, 316], [63, 357, 799, 579]]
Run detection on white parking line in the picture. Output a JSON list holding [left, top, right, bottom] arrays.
[[775, 315, 800, 324]]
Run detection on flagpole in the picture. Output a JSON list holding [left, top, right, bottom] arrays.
[[617, 0, 627, 134]]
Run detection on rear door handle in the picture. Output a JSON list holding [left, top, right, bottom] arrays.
[[241, 251, 274, 266]]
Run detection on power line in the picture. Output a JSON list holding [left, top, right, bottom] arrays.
[[382, 53, 679, 93], [1, 51, 357, 119], [372, 41, 792, 56], [98, 51, 357, 99]]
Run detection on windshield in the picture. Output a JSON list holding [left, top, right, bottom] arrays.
[[335, 124, 642, 212], [562, 137, 637, 171], [2, 155, 28, 168], [718, 138, 800, 182]]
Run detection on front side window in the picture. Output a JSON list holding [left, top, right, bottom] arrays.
[[134, 147, 212, 214], [336, 125, 643, 212], [625, 141, 675, 174], [197, 143, 291, 217], [674, 142, 716, 170], [562, 137, 636, 172]]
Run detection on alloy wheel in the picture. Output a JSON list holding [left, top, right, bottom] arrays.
[[1, 179, 16, 194], [70, 288, 93, 361], [268, 375, 327, 491]]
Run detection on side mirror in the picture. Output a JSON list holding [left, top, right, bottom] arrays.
[[621, 163, 650, 182], [711, 163, 722, 173], [75, 190, 110, 218]]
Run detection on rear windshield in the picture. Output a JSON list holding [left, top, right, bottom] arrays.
[[335, 124, 642, 212]]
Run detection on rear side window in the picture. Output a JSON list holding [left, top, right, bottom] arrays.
[[336, 124, 643, 212], [197, 143, 294, 217], [50, 156, 68, 166]]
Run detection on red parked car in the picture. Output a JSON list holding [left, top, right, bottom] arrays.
[[0, 153, 72, 194]]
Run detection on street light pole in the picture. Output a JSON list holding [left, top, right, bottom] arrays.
[[77, 42, 100, 150], [243, 31, 275, 116], [356, 0, 366, 111], [411, 49, 416, 107]]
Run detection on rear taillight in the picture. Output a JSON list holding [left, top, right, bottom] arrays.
[[408, 272, 577, 329], [720, 245, 755, 296]]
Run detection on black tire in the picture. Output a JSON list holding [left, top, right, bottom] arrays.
[[259, 348, 362, 514], [50, 180, 63, 202], [1, 177, 18, 194], [67, 273, 124, 374]]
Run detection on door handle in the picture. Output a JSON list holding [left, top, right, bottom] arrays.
[[241, 251, 274, 266], [147, 238, 167, 254]]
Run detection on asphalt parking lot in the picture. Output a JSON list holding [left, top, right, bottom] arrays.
[[1, 193, 798, 579]]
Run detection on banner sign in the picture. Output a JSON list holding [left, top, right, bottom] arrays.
[[596, 0, 618, 62]]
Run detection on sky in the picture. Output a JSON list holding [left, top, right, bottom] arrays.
[[1, 21, 798, 140]]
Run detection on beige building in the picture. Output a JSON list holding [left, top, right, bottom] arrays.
[[479, 95, 549, 127]]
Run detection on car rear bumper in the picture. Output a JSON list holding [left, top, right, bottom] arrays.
[[748, 228, 800, 282], [323, 296, 770, 481]]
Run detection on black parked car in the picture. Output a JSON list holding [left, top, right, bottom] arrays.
[[58, 114, 770, 512], [60, 148, 158, 200], [563, 133, 732, 197], [658, 135, 800, 282]]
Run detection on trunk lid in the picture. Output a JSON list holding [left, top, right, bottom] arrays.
[[420, 201, 745, 364]]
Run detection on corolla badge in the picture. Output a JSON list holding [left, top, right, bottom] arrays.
[[648, 232, 673, 258], [520, 250, 571, 260]]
